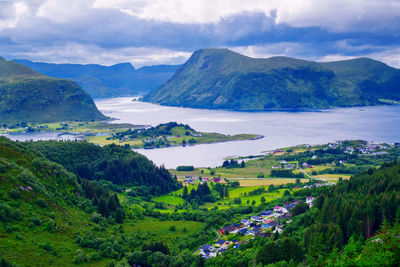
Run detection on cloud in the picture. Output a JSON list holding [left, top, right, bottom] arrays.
[[0, 0, 399, 67]]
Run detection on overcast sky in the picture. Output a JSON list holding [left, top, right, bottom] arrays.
[[1, 0, 399, 68]]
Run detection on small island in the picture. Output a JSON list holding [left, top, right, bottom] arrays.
[[86, 122, 262, 149]]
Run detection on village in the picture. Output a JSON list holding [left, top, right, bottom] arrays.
[[197, 196, 315, 259]]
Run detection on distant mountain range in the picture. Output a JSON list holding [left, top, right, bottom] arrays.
[[15, 59, 181, 98], [0, 57, 107, 125], [143, 48, 400, 110]]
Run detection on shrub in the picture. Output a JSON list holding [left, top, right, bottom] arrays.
[[35, 198, 48, 208], [169, 225, 176, 232], [91, 212, 103, 224], [0, 203, 12, 222], [8, 189, 21, 199], [31, 217, 41, 226]]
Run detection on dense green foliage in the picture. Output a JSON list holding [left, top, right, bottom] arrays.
[[25, 141, 181, 195], [0, 136, 124, 265], [271, 169, 304, 178], [15, 59, 180, 98], [176, 166, 195, 171], [221, 159, 245, 168], [144, 48, 400, 110], [0, 57, 107, 124]]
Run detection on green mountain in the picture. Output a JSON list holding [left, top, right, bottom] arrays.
[[0, 57, 107, 125], [143, 48, 400, 109], [15, 59, 181, 98]]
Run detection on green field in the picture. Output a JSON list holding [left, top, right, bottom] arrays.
[[0, 121, 140, 134], [123, 217, 204, 245], [149, 183, 294, 211]]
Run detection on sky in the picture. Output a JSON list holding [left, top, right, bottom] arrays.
[[0, 0, 400, 68]]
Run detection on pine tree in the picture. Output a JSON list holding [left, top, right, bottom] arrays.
[[98, 197, 108, 217], [115, 208, 124, 224], [182, 186, 188, 199]]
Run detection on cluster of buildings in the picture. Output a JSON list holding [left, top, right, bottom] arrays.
[[328, 141, 397, 155], [272, 160, 296, 170], [182, 176, 223, 184], [198, 197, 315, 259]]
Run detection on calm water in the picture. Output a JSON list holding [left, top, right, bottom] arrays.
[[95, 97, 400, 168]]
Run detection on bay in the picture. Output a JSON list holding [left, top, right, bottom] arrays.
[[96, 97, 400, 168]]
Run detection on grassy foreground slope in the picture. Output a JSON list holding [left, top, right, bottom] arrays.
[[144, 48, 400, 110], [0, 57, 107, 125], [0, 136, 99, 266]]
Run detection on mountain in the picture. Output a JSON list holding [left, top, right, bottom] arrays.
[[14, 59, 181, 98], [143, 48, 400, 110], [0, 57, 107, 125]]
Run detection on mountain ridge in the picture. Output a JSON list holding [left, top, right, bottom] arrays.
[[143, 48, 400, 110], [14, 59, 181, 98]]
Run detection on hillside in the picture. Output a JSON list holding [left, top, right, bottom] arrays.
[[0, 136, 118, 266], [0, 57, 107, 125], [143, 48, 400, 110], [15, 59, 181, 98]]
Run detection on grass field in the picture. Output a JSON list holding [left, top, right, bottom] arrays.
[[123, 217, 204, 245], [199, 188, 291, 209], [312, 174, 352, 181], [229, 178, 308, 187]]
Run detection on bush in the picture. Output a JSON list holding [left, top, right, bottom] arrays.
[[0, 203, 12, 222], [91, 212, 103, 224], [176, 166, 194, 171], [169, 225, 176, 232], [8, 189, 21, 199], [257, 173, 265, 178], [31, 217, 41, 226], [35, 198, 48, 208]]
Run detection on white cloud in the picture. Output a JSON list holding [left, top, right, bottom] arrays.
[[0, 1, 29, 30], [37, 0, 93, 23], [92, 0, 400, 32]]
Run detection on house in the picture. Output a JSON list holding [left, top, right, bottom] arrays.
[[261, 210, 273, 216], [200, 244, 215, 252], [241, 219, 250, 226], [246, 230, 255, 235], [224, 225, 235, 233], [264, 219, 273, 224], [215, 239, 226, 247], [212, 177, 222, 183], [251, 215, 263, 221], [273, 206, 284, 213], [232, 223, 243, 229], [238, 228, 248, 235]]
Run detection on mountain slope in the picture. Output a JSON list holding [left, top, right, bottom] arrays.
[[15, 59, 181, 98], [0, 57, 107, 125], [0, 136, 97, 266], [143, 48, 400, 109]]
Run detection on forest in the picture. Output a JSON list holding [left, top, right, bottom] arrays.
[[25, 141, 181, 195]]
